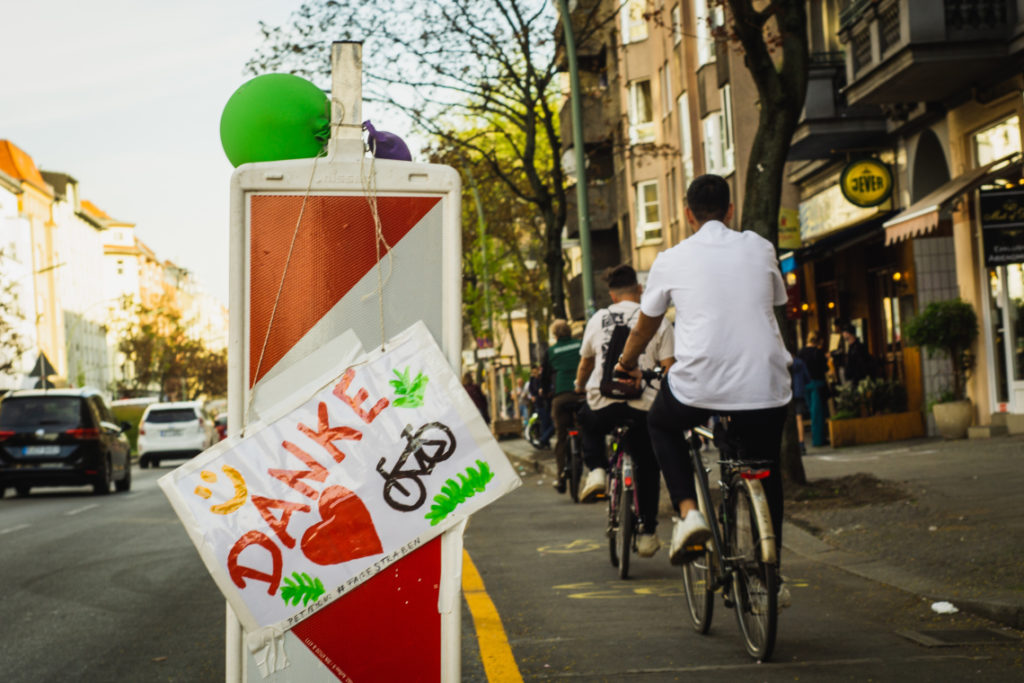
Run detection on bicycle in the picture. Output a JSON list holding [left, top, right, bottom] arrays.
[[606, 368, 661, 579], [680, 418, 780, 662], [562, 401, 585, 503]]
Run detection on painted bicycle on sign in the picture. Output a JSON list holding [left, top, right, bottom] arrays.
[[376, 421, 457, 511]]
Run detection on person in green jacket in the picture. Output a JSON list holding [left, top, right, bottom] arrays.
[[541, 319, 583, 493]]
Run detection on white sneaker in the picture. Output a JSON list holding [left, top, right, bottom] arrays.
[[636, 533, 661, 558], [777, 580, 792, 610], [669, 510, 712, 566], [580, 468, 607, 502]]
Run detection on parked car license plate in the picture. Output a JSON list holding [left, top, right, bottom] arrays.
[[160, 428, 184, 437], [23, 445, 61, 456]]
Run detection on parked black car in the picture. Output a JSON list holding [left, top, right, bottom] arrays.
[[0, 388, 132, 496]]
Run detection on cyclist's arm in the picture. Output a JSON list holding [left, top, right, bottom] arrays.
[[615, 312, 664, 375], [575, 356, 595, 393]]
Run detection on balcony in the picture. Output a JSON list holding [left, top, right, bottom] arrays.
[[788, 51, 889, 160], [839, 0, 1022, 105]]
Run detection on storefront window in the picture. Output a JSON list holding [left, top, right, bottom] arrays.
[[988, 268, 1011, 402]]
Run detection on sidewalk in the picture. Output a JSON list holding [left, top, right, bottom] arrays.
[[497, 433, 1024, 630]]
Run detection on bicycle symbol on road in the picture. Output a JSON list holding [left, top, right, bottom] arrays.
[[376, 421, 457, 512]]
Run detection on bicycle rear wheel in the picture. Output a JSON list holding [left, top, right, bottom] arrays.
[[728, 477, 778, 661], [607, 468, 620, 567], [567, 431, 584, 503], [682, 474, 714, 632], [616, 477, 633, 579]]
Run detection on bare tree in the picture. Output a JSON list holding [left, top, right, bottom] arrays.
[[247, 0, 611, 320], [0, 251, 29, 382]]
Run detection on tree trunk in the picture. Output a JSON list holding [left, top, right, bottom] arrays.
[[728, 0, 810, 486]]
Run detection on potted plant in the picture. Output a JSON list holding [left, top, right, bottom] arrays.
[[904, 298, 979, 439]]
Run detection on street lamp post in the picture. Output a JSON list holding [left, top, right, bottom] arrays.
[[557, 0, 596, 318]]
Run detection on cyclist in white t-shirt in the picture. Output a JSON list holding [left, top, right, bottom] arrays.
[[572, 265, 674, 556], [614, 174, 792, 570]]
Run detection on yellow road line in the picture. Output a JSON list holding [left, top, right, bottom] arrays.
[[462, 550, 524, 682]]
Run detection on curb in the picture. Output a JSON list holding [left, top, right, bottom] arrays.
[[501, 444, 1024, 631]]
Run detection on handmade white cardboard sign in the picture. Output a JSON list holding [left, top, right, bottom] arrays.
[[159, 321, 520, 633]]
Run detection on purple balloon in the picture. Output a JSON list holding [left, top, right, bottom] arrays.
[[363, 120, 412, 161]]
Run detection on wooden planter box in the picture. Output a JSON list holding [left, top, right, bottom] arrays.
[[828, 411, 925, 448], [492, 418, 522, 440]]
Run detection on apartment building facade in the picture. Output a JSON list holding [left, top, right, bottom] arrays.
[[561, 0, 1024, 432]]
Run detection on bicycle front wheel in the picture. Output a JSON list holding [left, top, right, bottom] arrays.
[[728, 477, 778, 661], [682, 475, 714, 632]]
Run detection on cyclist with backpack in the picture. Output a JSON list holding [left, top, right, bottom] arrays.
[[573, 265, 674, 556]]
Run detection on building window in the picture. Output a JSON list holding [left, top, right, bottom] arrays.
[[621, 0, 649, 44], [636, 180, 662, 242], [702, 85, 735, 175], [672, 5, 682, 45], [669, 168, 678, 222], [661, 61, 673, 116], [629, 79, 655, 144], [678, 92, 694, 188], [974, 115, 1021, 165], [696, 0, 723, 66]]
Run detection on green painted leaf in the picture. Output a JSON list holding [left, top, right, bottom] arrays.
[[279, 570, 327, 606]]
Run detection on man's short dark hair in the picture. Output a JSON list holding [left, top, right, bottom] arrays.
[[604, 264, 638, 290], [686, 174, 731, 222], [841, 324, 856, 336]]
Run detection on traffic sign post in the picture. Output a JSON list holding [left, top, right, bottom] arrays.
[[223, 42, 471, 682]]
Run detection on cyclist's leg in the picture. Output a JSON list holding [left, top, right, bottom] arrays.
[[625, 406, 660, 535], [728, 405, 788, 559], [550, 392, 576, 489], [646, 381, 712, 513], [576, 402, 611, 472]]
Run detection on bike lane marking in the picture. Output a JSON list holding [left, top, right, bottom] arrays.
[[462, 550, 524, 683], [64, 504, 99, 516], [0, 523, 30, 535]]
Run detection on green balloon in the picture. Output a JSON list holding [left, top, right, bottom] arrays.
[[220, 74, 330, 167]]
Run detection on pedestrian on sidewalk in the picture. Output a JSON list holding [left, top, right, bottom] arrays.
[[462, 372, 490, 425], [791, 354, 812, 455], [799, 330, 829, 447], [528, 364, 553, 447]]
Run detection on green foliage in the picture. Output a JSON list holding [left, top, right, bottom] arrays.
[[831, 377, 908, 420], [905, 298, 979, 401], [112, 294, 226, 401], [390, 367, 429, 408], [280, 571, 326, 606], [424, 460, 495, 526]]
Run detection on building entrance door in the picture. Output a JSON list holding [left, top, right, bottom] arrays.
[[985, 264, 1024, 412]]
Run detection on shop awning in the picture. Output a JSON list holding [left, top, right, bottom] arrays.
[[883, 154, 1022, 245]]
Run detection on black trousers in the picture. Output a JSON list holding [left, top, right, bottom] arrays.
[[647, 381, 787, 557], [578, 402, 661, 533]]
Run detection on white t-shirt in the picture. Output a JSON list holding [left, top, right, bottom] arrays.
[[640, 220, 792, 410], [580, 300, 674, 412]]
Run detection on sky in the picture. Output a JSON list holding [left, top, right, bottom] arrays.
[[1, 0, 308, 305]]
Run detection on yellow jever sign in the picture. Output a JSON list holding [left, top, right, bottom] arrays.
[[840, 158, 893, 207]]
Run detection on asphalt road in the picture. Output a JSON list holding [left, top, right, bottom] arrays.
[[0, 463, 224, 683], [3, 460, 1020, 682], [462, 466, 1024, 682]]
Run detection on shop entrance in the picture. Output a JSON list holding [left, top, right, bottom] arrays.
[[985, 264, 1024, 411]]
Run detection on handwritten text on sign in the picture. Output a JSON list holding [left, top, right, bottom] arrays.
[[160, 323, 519, 632]]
